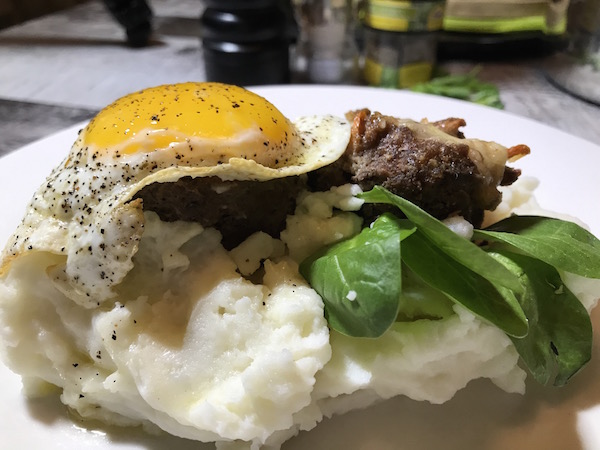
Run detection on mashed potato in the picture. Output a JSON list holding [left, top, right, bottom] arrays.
[[7, 178, 590, 449], [0, 211, 331, 448]]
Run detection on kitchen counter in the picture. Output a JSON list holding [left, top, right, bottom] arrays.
[[1, 0, 599, 157]]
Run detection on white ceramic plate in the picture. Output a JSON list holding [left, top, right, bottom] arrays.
[[1, 86, 599, 450]]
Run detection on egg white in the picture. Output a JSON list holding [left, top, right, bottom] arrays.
[[0, 112, 350, 307]]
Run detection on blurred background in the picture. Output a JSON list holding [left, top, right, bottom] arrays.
[[0, 0, 88, 29], [0, 0, 599, 154]]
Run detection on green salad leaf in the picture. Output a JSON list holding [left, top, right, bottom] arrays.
[[474, 215, 600, 278], [359, 186, 524, 294], [299, 214, 415, 338], [401, 230, 528, 337], [489, 250, 593, 386], [300, 186, 600, 385], [410, 68, 504, 109]]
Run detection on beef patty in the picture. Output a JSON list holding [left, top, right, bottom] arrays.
[[135, 109, 523, 246], [310, 109, 521, 226], [133, 176, 304, 249]]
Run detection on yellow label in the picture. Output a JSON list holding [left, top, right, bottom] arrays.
[[443, 15, 565, 35], [363, 58, 384, 86], [427, 4, 445, 30], [398, 61, 433, 87], [364, 58, 432, 88], [366, 0, 445, 32]]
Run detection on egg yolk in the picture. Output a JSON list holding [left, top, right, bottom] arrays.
[[82, 82, 295, 157]]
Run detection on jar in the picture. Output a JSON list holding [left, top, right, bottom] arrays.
[[362, 0, 444, 88], [294, 0, 358, 84], [201, 0, 294, 85]]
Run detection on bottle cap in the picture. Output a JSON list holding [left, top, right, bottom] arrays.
[[201, 7, 287, 43]]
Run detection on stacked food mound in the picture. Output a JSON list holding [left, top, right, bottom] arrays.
[[1, 82, 599, 449]]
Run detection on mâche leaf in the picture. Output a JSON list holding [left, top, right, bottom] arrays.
[[359, 186, 524, 294], [488, 250, 593, 386], [474, 216, 600, 279], [401, 230, 528, 337], [300, 187, 596, 386], [299, 214, 416, 337]]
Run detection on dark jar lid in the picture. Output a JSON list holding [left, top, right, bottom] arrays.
[[203, 40, 290, 85], [201, 6, 287, 43], [200, 3, 292, 85]]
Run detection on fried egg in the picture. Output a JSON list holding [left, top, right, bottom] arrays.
[[0, 82, 350, 307]]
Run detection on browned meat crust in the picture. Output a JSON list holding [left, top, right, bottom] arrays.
[[501, 166, 521, 186], [431, 117, 466, 138], [134, 176, 304, 249], [311, 109, 510, 225]]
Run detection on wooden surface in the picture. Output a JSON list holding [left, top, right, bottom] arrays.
[[0, 0, 599, 158], [440, 60, 600, 145]]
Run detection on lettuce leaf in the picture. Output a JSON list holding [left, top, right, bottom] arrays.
[[300, 186, 600, 385], [300, 214, 415, 337]]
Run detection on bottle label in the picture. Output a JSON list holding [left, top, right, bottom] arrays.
[[364, 57, 433, 88], [366, 0, 445, 32]]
